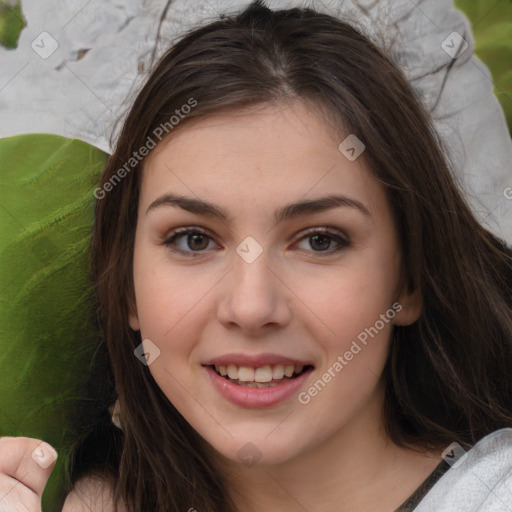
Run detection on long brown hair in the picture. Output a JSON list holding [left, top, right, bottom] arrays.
[[78, 1, 512, 510]]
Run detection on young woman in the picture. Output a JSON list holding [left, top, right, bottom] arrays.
[[2, 1, 511, 511]]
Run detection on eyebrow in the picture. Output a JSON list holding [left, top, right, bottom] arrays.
[[146, 193, 371, 222]]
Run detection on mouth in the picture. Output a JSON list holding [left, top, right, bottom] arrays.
[[205, 363, 315, 388]]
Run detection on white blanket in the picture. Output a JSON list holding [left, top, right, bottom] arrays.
[[415, 428, 512, 511]]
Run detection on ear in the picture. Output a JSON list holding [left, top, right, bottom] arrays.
[[394, 280, 422, 326], [128, 303, 140, 331]]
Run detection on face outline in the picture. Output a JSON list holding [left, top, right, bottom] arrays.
[[128, 99, 421, 471]]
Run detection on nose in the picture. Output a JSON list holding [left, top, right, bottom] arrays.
[[216, 247, 292, 335]]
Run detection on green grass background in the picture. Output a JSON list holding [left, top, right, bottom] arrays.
[[455, 0, 512, 135]]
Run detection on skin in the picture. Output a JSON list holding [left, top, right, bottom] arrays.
[[62, 474, 123, 512], [129, 100, 443, 511]]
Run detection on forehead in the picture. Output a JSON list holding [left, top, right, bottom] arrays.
[[139, 101, 386, 220]]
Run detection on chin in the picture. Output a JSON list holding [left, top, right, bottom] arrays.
[[203, 430, 308, 469]]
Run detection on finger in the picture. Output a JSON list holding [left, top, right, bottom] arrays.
[[0, 437, 58, 497], [0, 473, 39, 512]]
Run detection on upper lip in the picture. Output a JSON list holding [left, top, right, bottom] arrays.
[[202, 353, 314, 368]]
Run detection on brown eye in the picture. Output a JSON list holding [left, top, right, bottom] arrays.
[[186, 233, 210, 251], [163, 227, 218, 257], [295, 228, 350, 255], [309, 233, 332, 251]]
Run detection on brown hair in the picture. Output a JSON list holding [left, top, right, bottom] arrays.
[[77, 1, 512, 510]]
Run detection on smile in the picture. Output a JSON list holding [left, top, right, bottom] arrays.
[[204, 364, 315, 407], [211, 363, 312, 387]]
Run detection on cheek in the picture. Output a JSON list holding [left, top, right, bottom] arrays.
[[299, 273, 396, 422], [131, 250, 211, 407], [295, 251, 400, 344], [131, 246, 209, 340], [293, 244, 399, 408], [320, 287, 394, 382]]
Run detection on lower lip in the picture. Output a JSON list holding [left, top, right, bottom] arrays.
[[204, 365, 314, 408]]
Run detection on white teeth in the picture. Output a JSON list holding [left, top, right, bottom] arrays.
[[272, 365, 285, 379], [254, 366, 273, 382], [227, 364, 238, 379], [284, 365, 294, 377], [214, 363, 308, 382], [238, 367, 254, 382]]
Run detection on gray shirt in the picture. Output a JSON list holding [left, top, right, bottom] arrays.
[[411, 428, 512, 511]]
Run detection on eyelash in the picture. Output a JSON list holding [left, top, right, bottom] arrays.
[[162, 226, 350, 258]]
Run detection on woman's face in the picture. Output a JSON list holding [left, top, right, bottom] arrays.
[[129, 100, 420, 467]]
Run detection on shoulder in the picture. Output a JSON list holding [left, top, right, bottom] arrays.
[[61, 473, 126, 512], [414, 428, 512, 511]]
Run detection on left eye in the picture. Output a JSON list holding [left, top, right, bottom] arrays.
[[163, 227, 349, 257], [294, 228, 350, 255]]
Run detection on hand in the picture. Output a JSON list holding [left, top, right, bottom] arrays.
[[0, 437, 58, 512]]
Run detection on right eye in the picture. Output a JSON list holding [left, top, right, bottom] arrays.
[[163, 227, 220, 257]]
